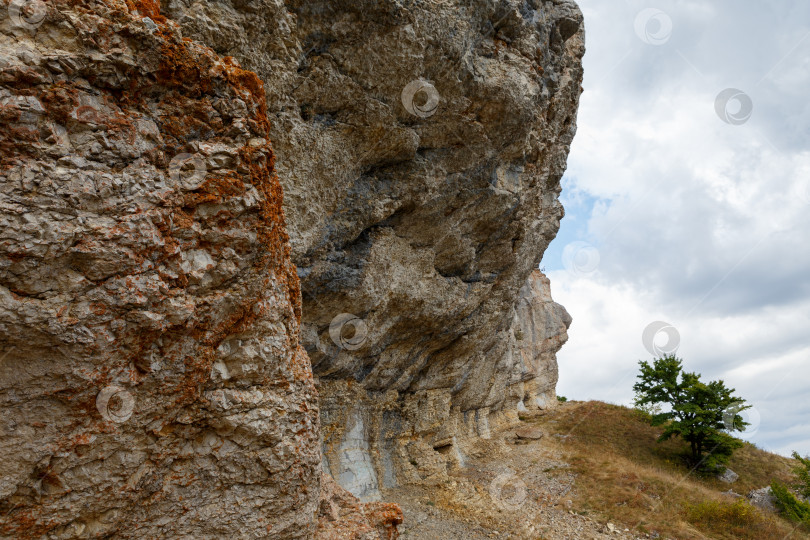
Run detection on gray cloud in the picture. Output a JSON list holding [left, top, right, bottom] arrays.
[[545, 0, 810, 456]]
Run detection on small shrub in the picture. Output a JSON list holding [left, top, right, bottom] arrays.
[[685, 498, 761, 528], [771, 480, 810, 525], [792, 451, 810, 499], [557, 395, 568, 402]]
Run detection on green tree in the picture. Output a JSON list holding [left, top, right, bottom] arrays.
[[633, 389, 663, 418], [792, 451, 810, 499], [771, 480, 810, 526], [770, 451, 810, 527], [633, 355, 749, 472]]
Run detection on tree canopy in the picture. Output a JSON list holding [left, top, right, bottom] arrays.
[[633, 355, 750, 472]]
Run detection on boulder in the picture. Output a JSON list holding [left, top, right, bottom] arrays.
[[718, 468, 740, 484], [515, 427, 545, 440], [748, 487, 778, 513]]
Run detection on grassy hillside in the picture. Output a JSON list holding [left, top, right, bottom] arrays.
[[530, 400, 808, 539]]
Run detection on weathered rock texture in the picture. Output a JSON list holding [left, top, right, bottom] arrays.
[[0, 0, 582, 535], [510, 270, 572, 412], [317, 270, 571, 501], [0, 1, 397, 538], [167, 0, 583, 500]]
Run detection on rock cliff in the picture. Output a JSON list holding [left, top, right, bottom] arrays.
[[166, 0, 581, 502], [0, 0, 581, 537]]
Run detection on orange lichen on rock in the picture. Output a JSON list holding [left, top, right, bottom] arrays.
[[0, 0, 322, 538], [124, 0, 165, 23], [317, 473, 404, 540]]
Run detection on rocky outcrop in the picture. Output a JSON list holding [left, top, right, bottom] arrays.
[[318, 473, 402, 539], [0, 1, 391, 537], [316, 270, 571, 500], [748, 487, 778, 513], [0, 0, 582, 535], [169, 0, 583, 500], [510, 270, 572, 412], [718, 468, 740, 484]]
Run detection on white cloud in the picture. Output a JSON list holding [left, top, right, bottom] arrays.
[[545, 0, 810, 457], [550, 272, 810, 456]]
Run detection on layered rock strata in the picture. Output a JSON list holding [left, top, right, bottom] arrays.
[[0, 0, 582, 534], [169, 0, 583, 500], [0, 1, 397, 537], [510, 270, 572, 412], [319, 270, 571, 501]]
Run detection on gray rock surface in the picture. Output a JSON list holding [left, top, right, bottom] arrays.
[[170, 0, 583, 499], [718, 468, 739, 484], [748, 486, 778, 513], [0, 1, 396, 538], [0, 0, 583, 534], [510, 269, 572, 411]]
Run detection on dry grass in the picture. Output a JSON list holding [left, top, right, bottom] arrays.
[[532, 401, 807, 539]]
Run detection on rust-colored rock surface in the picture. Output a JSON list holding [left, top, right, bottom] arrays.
[[0, 1, 333, 537], [168, 0, 583, 502], [317, 473, 403, 540], [1, 0, 583, 536]]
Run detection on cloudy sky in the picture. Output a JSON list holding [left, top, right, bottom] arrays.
[[541, 0, 810, 456]]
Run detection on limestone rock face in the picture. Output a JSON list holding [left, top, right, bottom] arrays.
[[748, 487, 778, 513], [169, 0, 583, 408], [0, 1, 326, 537], [1, 0, 582, 533], [169, 0, 583, 498], [509, 270, 572, 411]]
